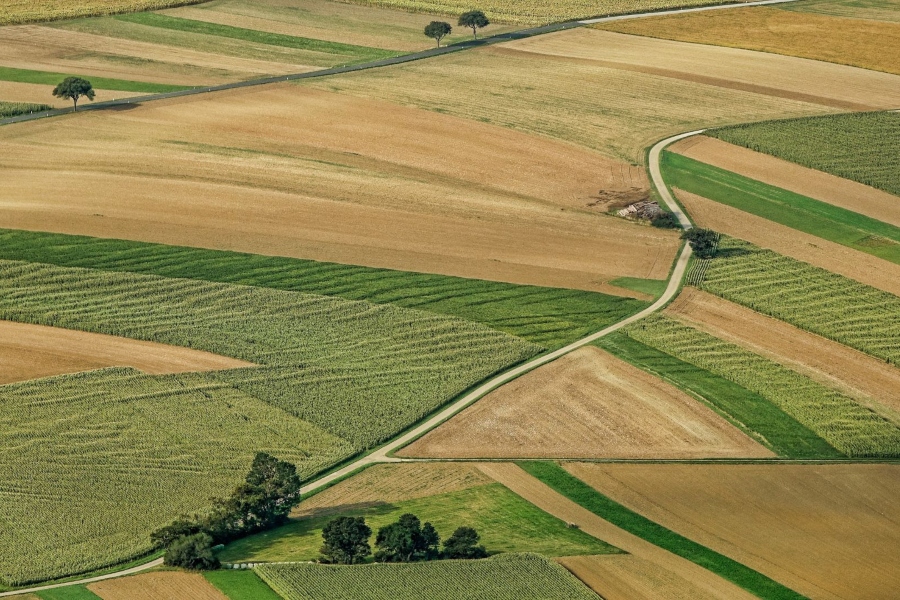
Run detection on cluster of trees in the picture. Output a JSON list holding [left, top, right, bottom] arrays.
[[152, 453, 302, 570], [320, 513, 487, 564], [682, 228, 720, 258], [424, 10, 490, 47]]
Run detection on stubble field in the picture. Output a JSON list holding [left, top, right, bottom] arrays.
[[88, 572, 228, 600]]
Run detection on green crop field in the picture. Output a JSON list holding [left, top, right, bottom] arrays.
[[662, 152, 900, 264], [709, 111, 900, 197], [34, 586, 102, 599], [256, 553, 599, 600], [596, 333, 842, 458], [205, 570, 283, 600], [0, 66, 191, 94], [220, 481, 613, 563], [624, 314, 900, 457], [0, 230, 646, 350], [0, 101, 52, 118], [692, 237, 900, 366]]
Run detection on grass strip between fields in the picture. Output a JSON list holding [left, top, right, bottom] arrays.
[[596, 333, 842, 459], [205, 570, 282, 600], [0, 229, 646, 349], [662, 151, 900, 264], [518, 461, 808, 600], [114, 13, 401, 62], [35, 586, 102, 600], [0, 66, 191, 93]]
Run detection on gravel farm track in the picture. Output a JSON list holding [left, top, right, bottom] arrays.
[[0, 0, 808, 594]]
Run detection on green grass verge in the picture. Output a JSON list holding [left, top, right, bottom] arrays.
[[255, 554, 599, 600], [219, 483, 615, 563], [662, 151, 900, 263], [519, 461, 808, 600], [205, 570, 282, 600], [608, 276, 667, 298], [0, 229, 647, 349], [0, 101, 52, 117], [708, 111, 900, 197], [114, 13, 400, 62], [596, 333, 842, 459], [35, 587, 102, 600], [0, 66, 191, 93]]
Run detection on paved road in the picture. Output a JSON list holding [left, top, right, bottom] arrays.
[[0, 558, 164, 598]]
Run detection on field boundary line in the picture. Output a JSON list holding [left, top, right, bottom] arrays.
[[0, 558, 163, 598]]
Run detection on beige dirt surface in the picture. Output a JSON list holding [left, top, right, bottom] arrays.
[[557, 555, 722, 600], [88, 571, 228, 600], [671, 136, 900, 227], [399, 346, 772, 459], [0, 81, 144, 108], [478, 463, 758, 600], [0, 84, 678, 292], [293, 463, 493, 518], [566, 462, 900, 600], [676, 189, 900, 297], [0, 320, 253, 384], [666, 288, 900, 424], [505, 29, 900, 111]]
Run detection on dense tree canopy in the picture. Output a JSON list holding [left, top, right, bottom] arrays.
[[458, 10, 489, 39], [375, 513, 440, 562], [424, 21, 453, 47], [442, 527, 488, 559], [163, 533, 220, 570], [321, 516, 372, 564], [682, 228, 720, 258], [51, 77, 94, 111]]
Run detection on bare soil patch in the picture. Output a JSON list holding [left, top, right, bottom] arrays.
[[672, 136, 900, 227], [566, 463, 900, 600], [558, 555, 722, 600], [89, 571, 228, 600], [400, 346, 771, 459], [293, 463, 492, 518], [0, 320, 253, 384], [666, 288, 900, 424], [677, 189, 900, 297], [478, 463, 757, 600], [0, 85, 677, 292]]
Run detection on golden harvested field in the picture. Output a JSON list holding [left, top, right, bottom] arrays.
[[666, 289, 900, 425], [671, 136, 900, 227], [595, 7, 900, 75], [0, 81, 144, 109], [558, 555, 723, 600], [0, 0, 203, 26], [676, 189, 900, 297], [294, 463, 493, 517], [784, 0, 900, 23], [566, 463, 900, 600], [0, 320, 253, 384], [479, 463, 758, 600], [0, 84, 678, 292], [88, 571, 228, 600], [400, 346, 771, 459], [304, 29, 857, 162]]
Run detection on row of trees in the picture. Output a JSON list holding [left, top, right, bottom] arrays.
[[424, 10, 490, 47], [320, 514, 487, 564]]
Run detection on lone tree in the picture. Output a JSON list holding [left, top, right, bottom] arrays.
[[424, 21, 453, 47], [682, 228, 719, 259], [52, 77, 94, 112], [442, 527, 487, 559], [320, 516, 372, 564], [375, 513, 440, 562], [458, 10, 489, 39]]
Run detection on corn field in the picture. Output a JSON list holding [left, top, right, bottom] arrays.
[[0, 102, 52, 118], [626, 315, 900, 457], [255, 554, 599, 600], [693, 237, 900, 366]]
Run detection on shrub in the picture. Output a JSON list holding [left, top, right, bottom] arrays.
[[164, 533, 220, 570]]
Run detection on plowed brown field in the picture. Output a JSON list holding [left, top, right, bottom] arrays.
[[88, 572, 227, 600], [676, 189, 900, 296], [671, 136, 900, 227], [558, 555, 722, 600], [478, 463, 758, 600], [566, 463, 900, 600], [399, 346, 771, 459], [0, 85, 678, 291], [666, 289, 900, 424], [0, 320, 253, 384]]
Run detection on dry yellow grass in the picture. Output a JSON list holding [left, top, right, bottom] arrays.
[[558, 555, 723, 600], [0, 0, 204, 26], [785, 0, 900, 23], [88, 571, 228, 600], [304, 29, 846, 162], [595, 7, 900, 75], [566, 463, 900, 600], [400, 346, 772, 459], [0, 320, 253, 384], [0, 84, 678, 291]]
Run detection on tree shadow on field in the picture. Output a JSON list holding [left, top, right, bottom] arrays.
[[99, 102, 141, 112]]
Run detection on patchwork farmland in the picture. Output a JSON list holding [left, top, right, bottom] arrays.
[[0, 0, 898, 598]]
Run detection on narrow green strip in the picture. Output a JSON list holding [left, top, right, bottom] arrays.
[[519, 461, 808, 600], [0, 66, 191, 93], [607, 276, 667, 298], [115, 13, 400, 60], [661, 151, 900, 264], [204, 570, 283, 600], [596, 333, 842, 459], [36, 586, 103, 600]]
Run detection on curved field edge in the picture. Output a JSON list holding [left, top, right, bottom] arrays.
[[518, 462, 807, 600]]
